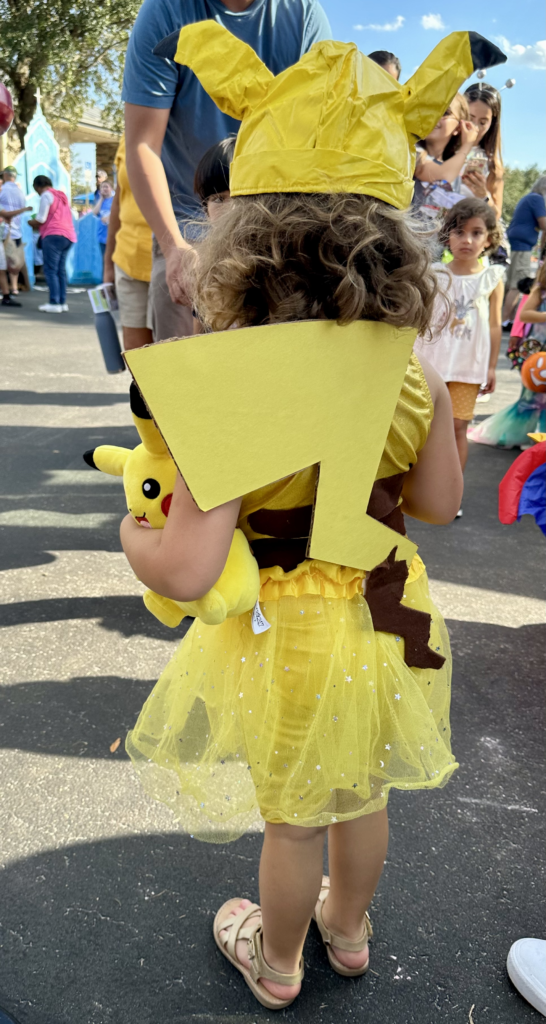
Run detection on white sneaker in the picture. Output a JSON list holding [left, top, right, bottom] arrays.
[[39, 303, 63, 313], [61, 304, 69, 311], [507, 938, 546, 1016]]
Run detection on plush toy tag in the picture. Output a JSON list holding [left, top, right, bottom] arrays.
[[125, 320, 417, 572], [251, 600, 271, 635]]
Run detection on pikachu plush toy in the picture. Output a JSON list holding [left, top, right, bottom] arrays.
[[83, 383, 260, 628]]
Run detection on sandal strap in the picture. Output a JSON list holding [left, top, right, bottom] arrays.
[[315, 891, 372, 952], [218, 902, 261, 962], [247, 927, 304, 987]]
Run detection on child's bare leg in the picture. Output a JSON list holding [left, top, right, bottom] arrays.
[[323, 808, 389, 969], [219, 821, 327, 998], [453, 417, 470, 472]]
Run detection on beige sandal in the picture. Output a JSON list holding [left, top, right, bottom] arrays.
[[213, 898, 304, 1010], [313, 875, 373, 977]]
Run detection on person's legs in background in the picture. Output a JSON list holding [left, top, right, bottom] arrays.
[[99, 241, 107, 283], [149, 238, 193, 342], [503, 251, 531, 324], [41, 235, 67, 311], [0, 241, 21, 307], [9, 239, 22, 295], [57, 237, 72, 307], [114, 263, 153, 350]]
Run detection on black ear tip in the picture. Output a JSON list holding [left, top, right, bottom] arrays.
[[468, 31, 508, 70], [153, 29, 180, 60], [83, 449, 98, 469], [130, 381, 152, 420]]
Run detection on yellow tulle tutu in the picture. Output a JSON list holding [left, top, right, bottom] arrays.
[[126, 557, 457, 842]]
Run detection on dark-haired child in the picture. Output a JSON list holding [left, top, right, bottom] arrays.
[[414, 197, 504, 489], [367, 50, 401, 79], [192, 136, 236, 333], [194, 135, 236, 222]]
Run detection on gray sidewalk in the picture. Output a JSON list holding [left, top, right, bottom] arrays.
[[0, 289, 544, 1024]]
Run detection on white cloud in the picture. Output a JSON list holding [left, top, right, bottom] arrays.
[[421, 14, 446, 30], [494, 36, 546, 70], [353, 16, 404, 32]]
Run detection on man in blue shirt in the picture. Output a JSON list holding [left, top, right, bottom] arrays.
[[122, 0, 331, 341], [504, 176, 546, 323]]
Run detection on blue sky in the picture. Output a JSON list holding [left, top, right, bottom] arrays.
[[319, 0, 546, 169]]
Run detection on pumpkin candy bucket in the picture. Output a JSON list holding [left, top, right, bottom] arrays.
[[521, 352, 546, 393]]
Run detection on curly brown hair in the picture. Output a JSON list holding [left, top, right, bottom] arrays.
[[438, 197, 503, 255], [191, 192, 441, 334]]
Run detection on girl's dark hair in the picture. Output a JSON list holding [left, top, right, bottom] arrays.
[[194, 135, 236, 202], [517, 277, 535, 295], [367, 50, 401, 77], [439, 197, 502, 254], [33, 175, 53, 189], [192, 192, 441, 335], [463, 83, 503, 175]]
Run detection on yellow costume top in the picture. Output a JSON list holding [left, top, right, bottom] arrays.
[[112, 134, 152, 282]]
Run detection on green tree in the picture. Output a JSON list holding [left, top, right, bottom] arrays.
[[502, 164, 546, 223], [0, 0, 141, 146]]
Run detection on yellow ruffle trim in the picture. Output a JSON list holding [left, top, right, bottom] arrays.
[[259, 552, 426, 601]]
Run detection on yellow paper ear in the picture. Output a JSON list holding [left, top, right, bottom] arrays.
[[130, 381, 168, 456], [155, 20, 274, 121], [87, 445, 130, 477], [403, 31, 506, 142]]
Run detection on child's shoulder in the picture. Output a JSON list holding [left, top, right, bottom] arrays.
[[479, 263, 505, 293]]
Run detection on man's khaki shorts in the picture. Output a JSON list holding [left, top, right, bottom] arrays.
[[114, 263, 150, 329], [149, 237, 193, 342], [505, 250, 532, 291]]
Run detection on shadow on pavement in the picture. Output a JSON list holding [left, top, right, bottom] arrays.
[[0, 595, 186, 639], [0, 620, 543, 770], [0, 792, 541, 1024], [0, 392, 129, 407]]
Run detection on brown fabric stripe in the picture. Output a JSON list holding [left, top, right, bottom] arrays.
[[248, 505, 313, 539]]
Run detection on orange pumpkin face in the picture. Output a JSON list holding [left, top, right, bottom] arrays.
[[521, 352, 546, 393]]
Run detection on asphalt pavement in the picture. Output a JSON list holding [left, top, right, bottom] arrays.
[[0, 288, 544, 1024]]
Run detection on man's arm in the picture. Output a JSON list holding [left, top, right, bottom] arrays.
[[125, 102, 195, 305]]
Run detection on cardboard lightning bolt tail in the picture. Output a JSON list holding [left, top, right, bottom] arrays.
[[125, 319, 417, 573]]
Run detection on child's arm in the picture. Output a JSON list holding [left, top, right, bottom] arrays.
[[401, 358, 463, 524], [519, 284, 546, 324], [414, 122, 478, 185], [120, 471, 242, 601], [481, 279, 504, 394]]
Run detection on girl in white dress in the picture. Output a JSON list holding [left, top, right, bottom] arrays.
[[414, 197, 504, 491]]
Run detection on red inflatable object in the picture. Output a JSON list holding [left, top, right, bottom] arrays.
[[0, 81, 14, 135], [498, 441, 546, 524]]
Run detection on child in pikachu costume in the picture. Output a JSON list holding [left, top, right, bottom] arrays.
[[83, 382, 260, 627], [118, 23, 506, 1010]]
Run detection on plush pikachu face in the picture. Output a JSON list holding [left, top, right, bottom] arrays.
[[83, 384, 177, 529]]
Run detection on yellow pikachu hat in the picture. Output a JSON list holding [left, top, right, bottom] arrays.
[[154, 24, 506, 209]]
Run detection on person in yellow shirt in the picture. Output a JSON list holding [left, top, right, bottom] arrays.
[[104, 134, 153, 350]]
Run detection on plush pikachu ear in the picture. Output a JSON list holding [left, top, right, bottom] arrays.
[[129, 382, 168, 456], [403, 32, 506, 142], [83, 445, 130, 477], [153, 20, 274, 121]]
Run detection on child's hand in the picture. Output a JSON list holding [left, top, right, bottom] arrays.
[[481, 368, 496, 394], [458, 120, 479, 150]]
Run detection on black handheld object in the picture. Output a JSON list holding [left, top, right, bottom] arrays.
[[94, 311, 125, 374]]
